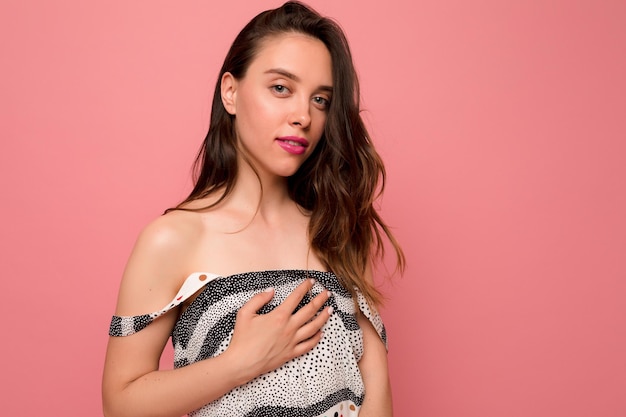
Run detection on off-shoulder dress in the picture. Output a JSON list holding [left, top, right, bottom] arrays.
[[109, 270, 387, 417]]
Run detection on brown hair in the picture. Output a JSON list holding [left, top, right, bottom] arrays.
[[170, 1, 404, 306]]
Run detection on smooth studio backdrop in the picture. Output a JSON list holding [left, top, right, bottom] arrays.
[[1, 0, 625, 416]]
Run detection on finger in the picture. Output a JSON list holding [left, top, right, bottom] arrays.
[[277, 279, 315, 313], [292, 330, 324, 358], [292, 288, 331, 324], [238, 288, 275, 316], [295, 306, 333, 341]]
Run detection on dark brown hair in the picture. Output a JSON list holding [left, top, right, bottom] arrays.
[[171, 1, 404, 306]]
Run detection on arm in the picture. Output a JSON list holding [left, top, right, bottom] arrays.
[[102, 215, 332, 417], [357, 312, 393, 417], [356, 263, 393, 417]]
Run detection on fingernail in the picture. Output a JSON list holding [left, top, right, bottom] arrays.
[[264, 287, 274, 293], [328, 306, 334, 315], [309, 278, 315, 285]]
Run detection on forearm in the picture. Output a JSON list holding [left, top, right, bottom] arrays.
[[357, 313, 393, 417], [103, 349, 252, 417], [359, 353, 393, 417]]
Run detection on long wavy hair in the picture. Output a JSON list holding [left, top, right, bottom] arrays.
[[170, 1, 404, 306]]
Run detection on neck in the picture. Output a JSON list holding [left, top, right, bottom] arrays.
[[228, 156, 295, 220]]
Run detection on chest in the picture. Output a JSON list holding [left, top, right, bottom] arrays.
[[188, 221, 325, 276]]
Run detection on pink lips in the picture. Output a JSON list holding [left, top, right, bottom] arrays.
[[276, 136, 309, 155]]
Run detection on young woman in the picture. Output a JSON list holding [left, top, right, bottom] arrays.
[[102, 2, 404, 416]]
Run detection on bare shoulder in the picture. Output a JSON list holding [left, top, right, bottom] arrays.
[[114, 209, 204, 316], [135, 209, 203, 254]]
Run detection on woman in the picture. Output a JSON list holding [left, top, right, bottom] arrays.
[[102, 2, 404, 416]]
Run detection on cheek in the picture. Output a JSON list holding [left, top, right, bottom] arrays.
[[312, 112, 328, 138], [236, 94, 276, 131]]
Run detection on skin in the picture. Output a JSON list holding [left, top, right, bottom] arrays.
[[102, 33, 392, 417]]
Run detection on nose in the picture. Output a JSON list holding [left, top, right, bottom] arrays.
[[289, 98, 311, 129]]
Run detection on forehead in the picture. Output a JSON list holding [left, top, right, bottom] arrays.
[[246, 33, 333, 86]]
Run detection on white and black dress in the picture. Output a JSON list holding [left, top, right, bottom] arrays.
[[109, 270, 387, 417]]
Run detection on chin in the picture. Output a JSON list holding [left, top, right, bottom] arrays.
[[277, 158, 308, 173], [273, 164, 303, 178], [278, 169, 301, 178]]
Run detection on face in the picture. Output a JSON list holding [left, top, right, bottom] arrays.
[[221, 33, 333, 179]]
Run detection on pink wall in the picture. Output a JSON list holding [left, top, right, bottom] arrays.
[[2, 0, 625, 415]]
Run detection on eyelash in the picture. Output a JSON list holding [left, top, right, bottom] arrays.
[[271, 84, 290, 95], [270, 85, 331, 110], [312, 96, 330, 109]]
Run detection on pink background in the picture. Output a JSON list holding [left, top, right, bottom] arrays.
[[2, 0, 625, 415]]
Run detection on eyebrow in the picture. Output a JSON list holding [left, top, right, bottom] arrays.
[[264, 68, 333, 93]]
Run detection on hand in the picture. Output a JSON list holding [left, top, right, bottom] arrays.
[[225, 279, 332, 381]]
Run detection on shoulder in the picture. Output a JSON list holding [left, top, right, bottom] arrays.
[[127, 209, 208, 284], [135, 209, 203, 256], [114, 210, 205, 316]]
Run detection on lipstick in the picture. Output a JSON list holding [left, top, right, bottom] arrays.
[[276, 136, 309, 155]]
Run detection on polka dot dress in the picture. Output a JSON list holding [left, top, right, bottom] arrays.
[[110, 270, 387, 417]]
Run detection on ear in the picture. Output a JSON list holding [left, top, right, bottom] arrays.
[[221, 72, 237, 115]]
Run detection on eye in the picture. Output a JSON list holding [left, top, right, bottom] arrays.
[[271, 84, 290, 95], [312, 96, 330, 109]]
